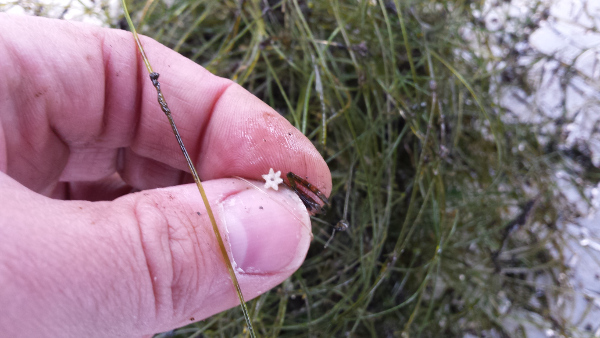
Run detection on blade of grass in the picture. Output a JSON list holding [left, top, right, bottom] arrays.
[[120, 1, 256, 337], [393, 0, 418, 86], [429, 48, 503, 180]]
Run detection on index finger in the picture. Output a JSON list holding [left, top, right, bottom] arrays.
[[0, 15, 331, 196]]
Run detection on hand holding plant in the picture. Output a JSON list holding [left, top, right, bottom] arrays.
[[0, 14, 331, 337]]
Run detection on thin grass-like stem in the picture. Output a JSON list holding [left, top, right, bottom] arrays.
[[120, 1, 256, 336]]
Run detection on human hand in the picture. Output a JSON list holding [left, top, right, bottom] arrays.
[[0, 14, 331, 337]]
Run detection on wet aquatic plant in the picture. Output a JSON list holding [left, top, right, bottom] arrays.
[[127, 0, 589, 336], [4, 0, 597, 335]]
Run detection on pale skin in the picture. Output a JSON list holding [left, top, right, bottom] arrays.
[[0, 14, 332, 337]]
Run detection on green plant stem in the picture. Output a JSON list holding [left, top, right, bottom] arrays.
[[120, 1, 256, 337]]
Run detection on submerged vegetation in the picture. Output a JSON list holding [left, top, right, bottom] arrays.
[[5, 0, 598, 336], [127, 0, 581, 336], [133, 0, 587, 336]]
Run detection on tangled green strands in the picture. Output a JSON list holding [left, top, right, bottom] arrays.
[[104, 0, 590, 336], [120, 1, 257, 337]]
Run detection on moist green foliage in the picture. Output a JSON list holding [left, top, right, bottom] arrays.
[[128, 0, 572, 336]]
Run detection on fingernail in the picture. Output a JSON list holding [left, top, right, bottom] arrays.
[[221, 185, 311, 274]]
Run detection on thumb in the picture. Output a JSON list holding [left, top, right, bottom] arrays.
[[0, 174, 311, 337]]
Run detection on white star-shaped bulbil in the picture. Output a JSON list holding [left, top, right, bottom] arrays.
[[262, 168, 284, 190]]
